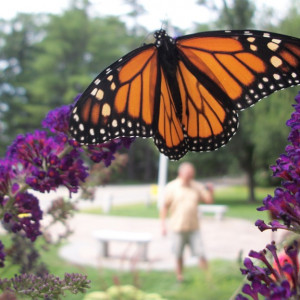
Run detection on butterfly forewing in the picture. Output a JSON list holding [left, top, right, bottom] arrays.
[[70, 45, 158, 144], [176, 30, 300, 110]]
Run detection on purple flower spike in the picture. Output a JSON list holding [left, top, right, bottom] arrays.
[[0, 160, 13, 198], [242, 284, 259, 300], [255, 219, 273, 231], [4, 192, 43, 241], [87, 138, 135, 167], [237, 241, 299, 299], [238, 92, 300, 300], [255, 92, 300, 233], [42, 104, 73, 134]]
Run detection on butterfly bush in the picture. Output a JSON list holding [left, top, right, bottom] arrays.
[[0, 95, 134, 297], [237, 92, 300, 300]]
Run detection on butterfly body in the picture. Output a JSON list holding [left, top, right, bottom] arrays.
[[70, 29, 300, 159]]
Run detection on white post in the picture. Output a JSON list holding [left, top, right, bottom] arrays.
[[102, 192, 113, 213], [157, 153, 168, 209]]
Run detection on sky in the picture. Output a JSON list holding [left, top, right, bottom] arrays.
[[0, 0, 293, 31]]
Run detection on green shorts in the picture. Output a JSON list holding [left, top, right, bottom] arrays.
[[172, 230, 205, 258]]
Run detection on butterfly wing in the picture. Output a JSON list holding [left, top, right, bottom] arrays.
[[172, 30, 300, 156], [70, 44, 159, 144], [70, 40, 186, 158], [153, 67, 186, 159], [176, 59, 239, 154], [176, 30, 300, 110]]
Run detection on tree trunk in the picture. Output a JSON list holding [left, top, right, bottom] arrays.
[[143, 145, 152, 181], [246, 164, 256, 203], [126, 146, 135, 180]]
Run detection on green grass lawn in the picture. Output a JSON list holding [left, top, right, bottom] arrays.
[[1, 185, 272, 299], [1, 240, 245, 300], [82, 185, 273, 222]]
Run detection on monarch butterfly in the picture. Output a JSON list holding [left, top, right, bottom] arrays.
[[69, 29, 300, 160]]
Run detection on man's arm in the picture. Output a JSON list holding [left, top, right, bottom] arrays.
[[200, 182, 214, 204]]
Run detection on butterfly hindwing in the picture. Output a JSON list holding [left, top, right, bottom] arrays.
[[176, 59, 239, 153], [70, 45, 158, 144], [153, 67, 187, 159], [176, 30, 300, 110]]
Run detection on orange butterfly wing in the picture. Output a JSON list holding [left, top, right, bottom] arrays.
[[154, 67, 186, 158], [70, 45, 158, 144], [177, 30, 300, 110], [168, 30, 300, 157]]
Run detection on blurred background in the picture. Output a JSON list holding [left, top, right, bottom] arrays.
[[0, 1, 300, 299], [0, 0, 299, 201]]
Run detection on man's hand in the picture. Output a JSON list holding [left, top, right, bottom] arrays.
[[205, 182, 214, 193]]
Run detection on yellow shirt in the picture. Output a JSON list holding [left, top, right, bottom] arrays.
[[164, 178, 209, 232]]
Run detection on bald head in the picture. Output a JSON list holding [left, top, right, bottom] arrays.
[[178, 162, 195, 184]]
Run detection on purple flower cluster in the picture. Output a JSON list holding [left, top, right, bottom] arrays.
[[0, 272, 90, 298], [0, 160, 12, 204], [42, 104, 73, 134], [0, 94, 134, 266], [3, 192, 42, 241], [88, 137, 134, 166], [255, 92, 300, 233], [237, 241, 299, 300], [237, 92, 300, 299], [6, 131, 88, 194]]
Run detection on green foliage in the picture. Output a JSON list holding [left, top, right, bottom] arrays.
[[215, 0, 255, 29], [61, 260, 243, 300], [0, 4, 143, 155]]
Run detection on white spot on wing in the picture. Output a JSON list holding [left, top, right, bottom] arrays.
[[91, 88, 97, 96], [73, 114, 79, 122], [272, 38, 281, 44], [273, 74, 281, 80]]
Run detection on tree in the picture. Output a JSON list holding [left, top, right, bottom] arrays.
[[0, 3, 143, 156], [0, 13, 45, 155]]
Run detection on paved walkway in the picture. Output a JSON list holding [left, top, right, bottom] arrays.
[[52, 213, 280, 271], [35, 181, 278, 271]]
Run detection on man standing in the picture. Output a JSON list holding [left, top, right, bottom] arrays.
[[160, 162, 214, 282]]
